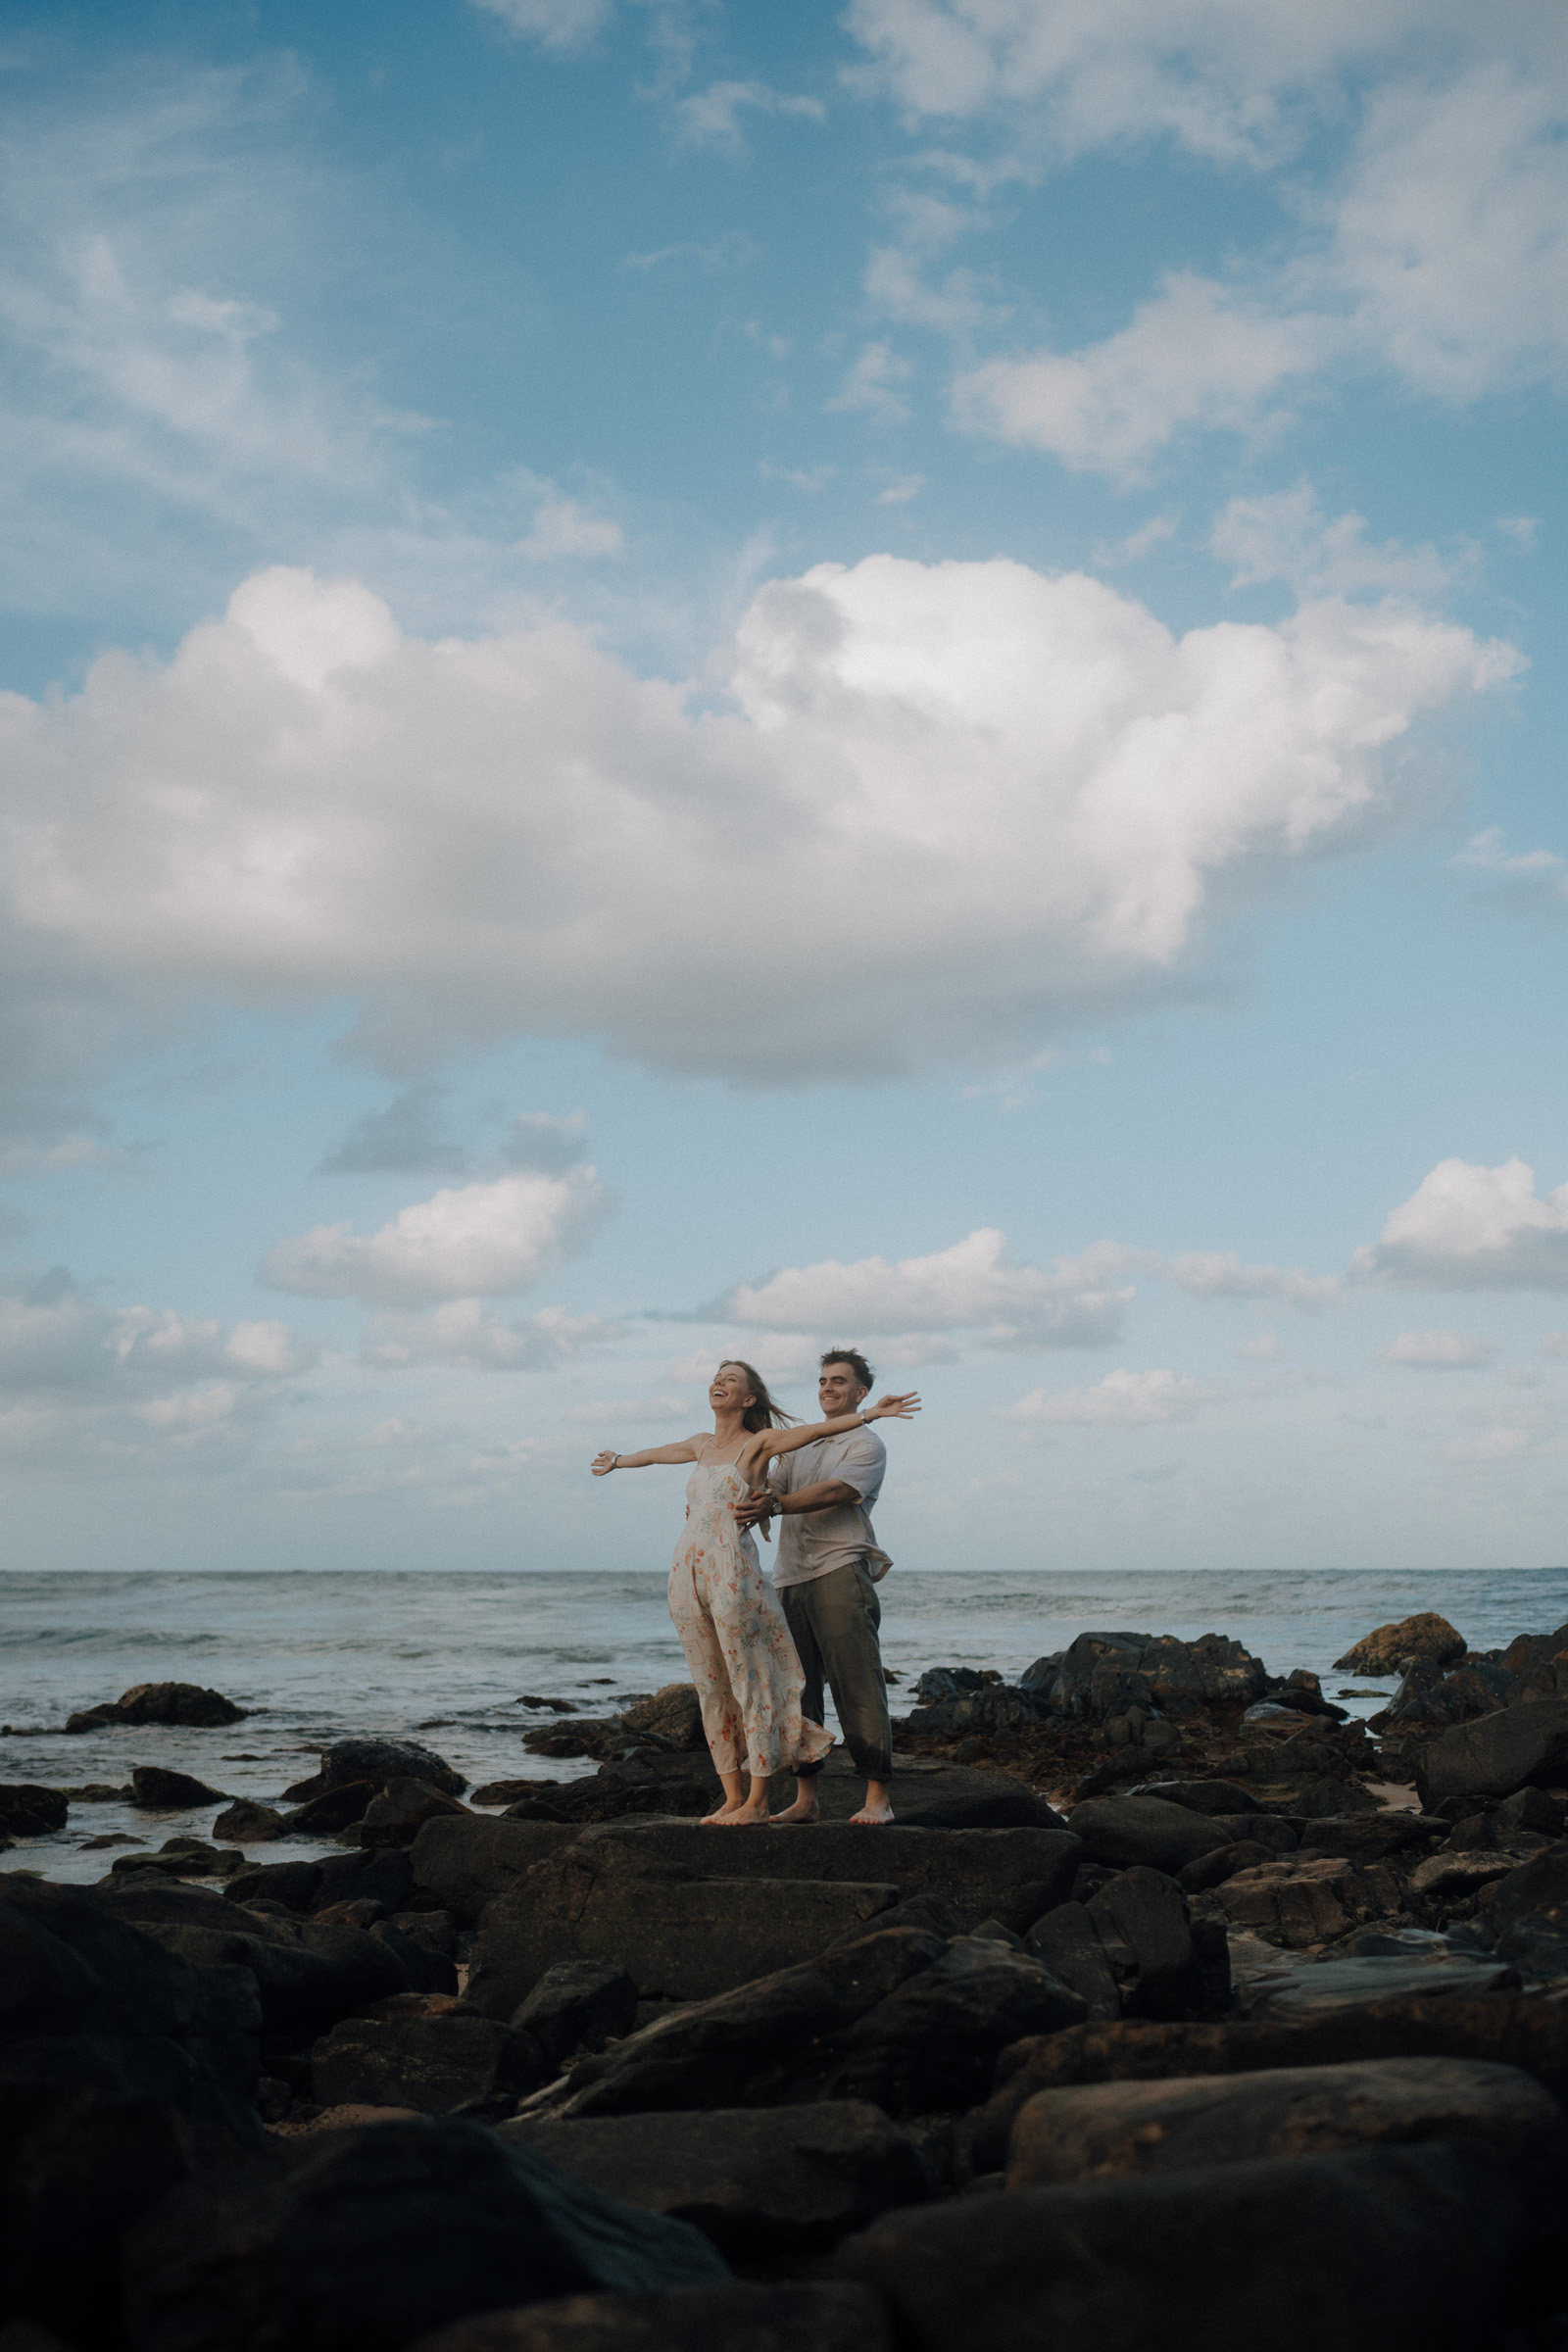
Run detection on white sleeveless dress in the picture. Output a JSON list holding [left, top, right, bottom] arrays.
[[668, 1459, 837, 1780]]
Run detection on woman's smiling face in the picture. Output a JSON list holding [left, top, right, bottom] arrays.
[[709, 1363, 757, 1417]]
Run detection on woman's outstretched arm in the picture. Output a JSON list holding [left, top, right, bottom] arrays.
[[739, 1392, 920, 1475], [591, 1438, 702, 1476]]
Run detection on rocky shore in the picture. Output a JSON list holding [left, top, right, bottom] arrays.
[[4, 1609, 1568, 2350]]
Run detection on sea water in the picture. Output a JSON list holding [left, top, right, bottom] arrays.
[[3, 1565, 1565, 1885]]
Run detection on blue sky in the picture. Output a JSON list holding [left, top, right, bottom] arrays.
[[2, 0, 1566, 1574]]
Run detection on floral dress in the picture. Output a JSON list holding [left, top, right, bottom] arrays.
[[668, 1458, 837, 1780]]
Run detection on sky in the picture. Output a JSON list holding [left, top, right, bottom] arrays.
[[1, 0, 1566, 1576]]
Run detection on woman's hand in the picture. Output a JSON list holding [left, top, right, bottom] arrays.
[[591, 1450, 617, 1477], [866, 1392, 921, 1420]]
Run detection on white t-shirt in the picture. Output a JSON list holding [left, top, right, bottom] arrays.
[[770, 1427, 891, 1591]]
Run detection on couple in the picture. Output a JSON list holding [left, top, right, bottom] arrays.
[[591, 1350, 918, 1826]]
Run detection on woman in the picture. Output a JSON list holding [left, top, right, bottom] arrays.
[[592, 1362, 919, 1826]]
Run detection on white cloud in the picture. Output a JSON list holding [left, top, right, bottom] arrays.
[[1538, 1333, 1568, 1359], [468, 0, 615, 52], [1452, 830, 1568, 912], [260, 1168, 612, 1307], [0, 557, 1518, 1112], [714, 1228, 1132, 1350], [827, 342, 913, 422], [1211, 486, 1471, 601], [514, 497, 623, 560], [1000, 1366, 1227, 1426], [1236, 1328, 1287, 1361], [1496, 516, 1540, 549], [670, 81, 825, 155], [1378, 1328, 1499, 1369], [1156, 1250, 1340, 1309], [363, 1298, 617, 1370], [1354, 1158, 1568, 1291], [663, 1336, 825, 1388]]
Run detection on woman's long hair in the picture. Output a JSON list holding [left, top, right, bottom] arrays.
[[719, 1360, 798, 1434]]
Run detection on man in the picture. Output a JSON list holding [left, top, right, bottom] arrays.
[[734, 1347, 895, 1825]]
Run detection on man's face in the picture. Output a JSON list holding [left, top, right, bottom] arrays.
[[819, 1363, 868, 1419]]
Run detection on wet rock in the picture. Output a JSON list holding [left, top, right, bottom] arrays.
[[1212, 1854, 1407, 1949], [1484, 1843, 1568, 1935], [101, 1876, 412, 2037], [510, 1770, 714, 1828], [1021, 1631, 1268, 1721], [500, 2102, 928, 2260], [1081, 1868, 1229, 2021], [1257, 1955, 1520, 2018], [283, 1737, 466, 1803], [121, 2116, 728, 2350], [619, 1686, 707, 1750], [1407, 1845, 1545, 1903], [1493, 1919, 1568, 1980], [903, 1687, 1045, 1737], [312, 2013, 546, 2115], [836, 2143, 1522, 2352], [1333, 1615, 1467, 1676], [285, 1780, 380, 1834], [466, 1864, 904, 2012], [1066, 1795, 1234, 1876], [1126, 1778, 1260, 1815], [223, 1858, 323, 1912], [360, 1777, 471, 1847], [0, 1785, 68, 1837], [1004, 2055, 1566, 2193], [314, 1846, 418, 1915], [408, 1816, 578, 1924], [1501, 1622, 1568, 1682], [405, 2281, 889, 2352], [566, 1819, 1082, 1936], [212, 1798, 285, 1843], [131, 1766, 226, 1810], [63, 1681, 248, 1734], [390, 1907, 459, 1959], [523, 1720, 634, 1763], [511, 1962, 639, 2068], [0, 1875, 263, 2133], [372, 1918, 460, 1996], [1417, 1699, 1568, 1809], [529, 1925, 1085, 2122], [1495, 1787, 1567, 1835], [1176, 1842, 1273, 1894], [1298, 1814, 1440, 1865]]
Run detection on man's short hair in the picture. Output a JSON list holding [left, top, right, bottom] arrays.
[[821, 1346, 874, 1395]]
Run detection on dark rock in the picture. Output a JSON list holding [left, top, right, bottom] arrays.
[[466, 1864, 904, 2013], [500, 2102, 928, 2260], [0, 1785, 68, 1838], [223, 1859, 323, 1912], [312, 2013, 546, 2114], [1126, 1778, 1260, 1815], [122, 2116, 728, 2349], [1484, 1843, 1568, 1933], [361, 1777, 471, 1847], [1298, 1813, 1441, 1864], [1023, 1632, 1268, 1721], [403, 2281, 890, 2352], [131, 1766, 225, 1810], [1212, 1855, 1409, 1949], [314, 1846, 417, 1915], [1501, 1623, 1568, 1682], [0, 1876, 263, 2134], [372, 1918, 459, 1995], [212, 1798, 286, 1843], [565, 1819, 1082, 1936], [515, 1695, 579, 1713], [101, 1876, 412, 2037], [64, 1681, 247, 1734], [1495, 1786, 1567, 1835], [1333, 1615, 1467, 1675], [523, 1720, 632, 1763], [619, 1686, 706, 1750], [285, 1780, 380, 1834], [836, 2144, 1523, 2352], [1081, 1868, 1229, 2021], [472, 1780, 554, 1807], [1419, 1702, 1568, 1806], [0, 2090, 271, 2349], [903, 1686, 1044, 1737], [1406, 1844, 1545, 1903], [1004, 2054, 1566, 2198], [1024, 1903, 1121, 2021], [507, 1772, 714, 1829], [1066, 1795, 1233, 1876], [1176, 1843, 1265, 1894], [512, 1963, 639, 2068], [890, 1781, 1060, 1831], [283, 1737, 466, 1803], [1493, 1919, 1568, 1979], [1250, 1771, 1379, 1819], [409, 1817, 578, 1924], [390, 1908, 459, 1959], [533, 1927, 1086, 2123]]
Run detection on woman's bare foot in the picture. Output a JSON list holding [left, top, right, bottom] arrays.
[[700, 1802, 746, 1824], [706, 1800, 770, 1827], [768, 1790, 820, 1826]]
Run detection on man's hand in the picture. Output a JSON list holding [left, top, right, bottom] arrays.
[[732, 1487, 780, 1531]]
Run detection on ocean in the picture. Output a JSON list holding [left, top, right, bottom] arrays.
[[4, 1565, 1566, 1885]]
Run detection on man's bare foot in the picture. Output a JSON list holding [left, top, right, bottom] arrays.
[[850, 1785, 895, 1825], [768, 1792, 820, 1826]]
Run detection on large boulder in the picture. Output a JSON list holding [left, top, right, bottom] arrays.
[[835, 2145, 1525, 2352], [1126, 1778, 1260, 1815], [466, 1865, 904, 2013], [1247, 1954, 1520, 2019], [902, 1686, 1044, 1737], [1078, 1868, 1228, 2021], [64, 1681, 248, 1733], [131, 1766, 225, 1810], [1004, 2057, 1565, 2194], [566, 1819, 1081, 1936], [212, 1798, 286, 1843], [409, 1817, 578, 1923], [0, 1875, 262, 2134], [404, 2282, 889, 2352], [121, 2117, 728, 2349], [619, 1687, 707, 1750], [1212, 1855, 1408, 1949], [500, 2102, 929, 2260], [511, 1963, 639, 2069], [360, 1777, 471, 1847], [312, 2013, 547, 2114], [100, 1876, 411, 2036], [1484, 1844, 1568, 1938], [284, 1737, 466, 1803], [1333, 1615, 1467, 1675], [772, 1751, 1063, 1830], [1501, 1623, 1568, 1681], [1416, 1700, 1568, 1808], [1022, 1632, 1268, 1721], [223, 1845, 418, 1916], [1065, 1795, 1234, 1876], [1024, 1903, 1122, 2021], [529, 1926, 1086, 2122]]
